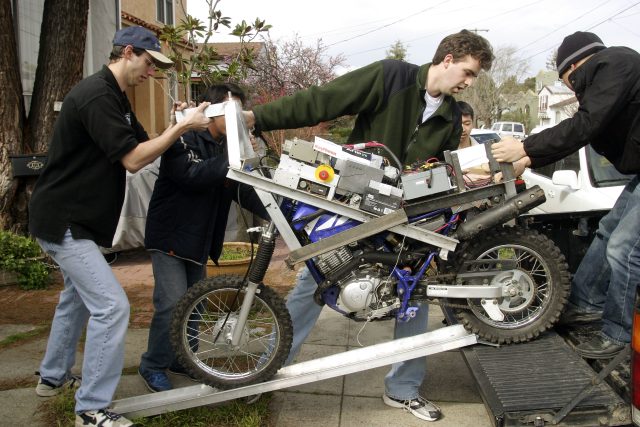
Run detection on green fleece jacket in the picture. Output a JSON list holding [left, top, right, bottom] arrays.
[[253, 59, 461, 166]]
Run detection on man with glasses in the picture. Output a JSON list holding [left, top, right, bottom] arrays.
[[29, 26, 211, 427]]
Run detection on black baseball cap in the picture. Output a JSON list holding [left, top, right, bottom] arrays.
[[113, 26, 173, 69]]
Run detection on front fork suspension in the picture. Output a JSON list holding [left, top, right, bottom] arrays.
[[231, 222, 277, 346]]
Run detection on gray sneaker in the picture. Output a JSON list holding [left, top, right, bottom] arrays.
[[383, 394, 441, 421], [35, 374, 81, 397], [75, 409, 133, 427]]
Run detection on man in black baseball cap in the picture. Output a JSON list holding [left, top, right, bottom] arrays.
[[492, 31, 640, 361], [29, 24, 210, 427], [113, 26, 173, 69]]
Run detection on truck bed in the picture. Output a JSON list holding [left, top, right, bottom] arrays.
[[443, 308, 632, 426]]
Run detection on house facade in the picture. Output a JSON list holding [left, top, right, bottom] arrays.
[[537, 81, 576, 127]]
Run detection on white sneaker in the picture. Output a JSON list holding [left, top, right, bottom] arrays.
[[383, 393, 441, 421], [75, 409, 133, 427], [35, 375, 81, 397]]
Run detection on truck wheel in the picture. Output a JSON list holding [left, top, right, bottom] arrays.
[[454, 227, 570, 344], [170, 274, 292, 388]]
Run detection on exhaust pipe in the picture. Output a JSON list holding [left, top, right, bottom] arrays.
[[454, 186, 546, 241]]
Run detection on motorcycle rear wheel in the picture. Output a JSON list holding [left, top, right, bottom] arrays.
[[170, 274, 292, 388], [454, 226, 570, 344]]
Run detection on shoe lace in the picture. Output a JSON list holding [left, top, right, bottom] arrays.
[[68, 375, 81, 388], [98, 410, 122, 421], [407, 397, 441, 413]]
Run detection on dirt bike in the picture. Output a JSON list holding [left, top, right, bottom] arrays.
[[169, 103, 570, 390]]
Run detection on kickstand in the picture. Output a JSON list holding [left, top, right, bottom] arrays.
[[551, 344, 631, 425]]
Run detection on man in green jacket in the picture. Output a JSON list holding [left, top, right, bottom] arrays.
[[245, 29, 493, 421]]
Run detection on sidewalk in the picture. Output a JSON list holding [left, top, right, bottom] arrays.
[[0, 248, 492, 426]]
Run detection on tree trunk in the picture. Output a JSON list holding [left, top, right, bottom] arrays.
[[2, 0, 90, 232], [0, 0, 25, 231], [26, 0, 89, 153]]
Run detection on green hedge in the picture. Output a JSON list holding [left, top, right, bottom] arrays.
[[0, 230, 50, 290]]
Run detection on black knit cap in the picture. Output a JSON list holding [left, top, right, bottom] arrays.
[[556, 31, 606, 77]]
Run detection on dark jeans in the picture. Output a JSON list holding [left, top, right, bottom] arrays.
[[570, 175, 640, 344], [139, 251, 205, 372]]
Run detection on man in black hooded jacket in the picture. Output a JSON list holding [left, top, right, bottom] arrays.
[[492, 31, 640, 360], [138, 83, 267, 392]]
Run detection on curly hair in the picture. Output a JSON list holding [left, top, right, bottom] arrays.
[[432, 30, 494, 71]]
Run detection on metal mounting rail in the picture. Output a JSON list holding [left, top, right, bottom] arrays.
[[111, 325, 476, 419], [226, 168, 459, 252]]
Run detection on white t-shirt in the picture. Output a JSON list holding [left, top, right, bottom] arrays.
[[422, 91, 444, 123]]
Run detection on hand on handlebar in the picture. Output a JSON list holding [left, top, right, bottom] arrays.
[[492, 137, 527, 163]]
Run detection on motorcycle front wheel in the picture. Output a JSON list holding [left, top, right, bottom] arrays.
[[170, 274, 293, 388], [454, 226, 570, 344]]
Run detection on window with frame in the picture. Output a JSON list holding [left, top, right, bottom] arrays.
[[531, 150, 580, 179], [157, 0, 174, 25], [539, 95, 548, 111]]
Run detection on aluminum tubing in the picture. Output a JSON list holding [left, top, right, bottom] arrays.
[[454, 186, 546, 241]]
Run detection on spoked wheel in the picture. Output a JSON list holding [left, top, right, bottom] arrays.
[[454, 227, 570, 344], [170, 274, 292, 388]]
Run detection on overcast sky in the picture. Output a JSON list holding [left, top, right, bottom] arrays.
[[187, 0, 640, 78]]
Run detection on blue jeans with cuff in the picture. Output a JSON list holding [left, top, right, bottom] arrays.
[[37, 229, 130, 413], [139, 251, 205, 373]]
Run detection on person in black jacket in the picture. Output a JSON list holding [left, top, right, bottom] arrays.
[[138, 83, 268, 392], [492, 31, 640, 360]]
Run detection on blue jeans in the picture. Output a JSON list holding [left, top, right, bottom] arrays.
[[285, 267, 429, 400], [139, 251, 205, 372], [37, 230, 130, 413], [570, 175, 640, 345]]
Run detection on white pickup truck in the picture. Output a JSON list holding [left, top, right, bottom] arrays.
[[518, 132, 631, 272]]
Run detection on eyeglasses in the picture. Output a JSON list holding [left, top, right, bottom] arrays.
[[142, 56, 156, 70]]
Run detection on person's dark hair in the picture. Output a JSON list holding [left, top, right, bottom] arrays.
[[198, 83, 246, 105], [457, 101, 474, 119], [432, 30, 494, 71], [109, 45, 146, 62]]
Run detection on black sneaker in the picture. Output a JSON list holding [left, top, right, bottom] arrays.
[[75, 409, 133, 426], [35, 373, 81, 397], [557, 304, 602, 326], [383, 394, 441, 421]]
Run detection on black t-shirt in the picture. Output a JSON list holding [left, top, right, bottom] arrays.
[[29, 66, 148, 247]]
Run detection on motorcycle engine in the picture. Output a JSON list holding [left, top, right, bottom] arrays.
[[314, 246, 399, 320], [335, 268, 398, 320]]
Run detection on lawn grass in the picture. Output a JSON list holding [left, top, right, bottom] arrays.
[[0, 325, 49, 349], [39, 386, 272, 427]]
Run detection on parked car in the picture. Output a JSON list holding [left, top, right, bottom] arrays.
[[470, 129, 500, 144], [491, 121, 526, 139]]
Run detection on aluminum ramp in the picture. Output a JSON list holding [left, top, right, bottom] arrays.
[[111, 324, 476, 418]]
